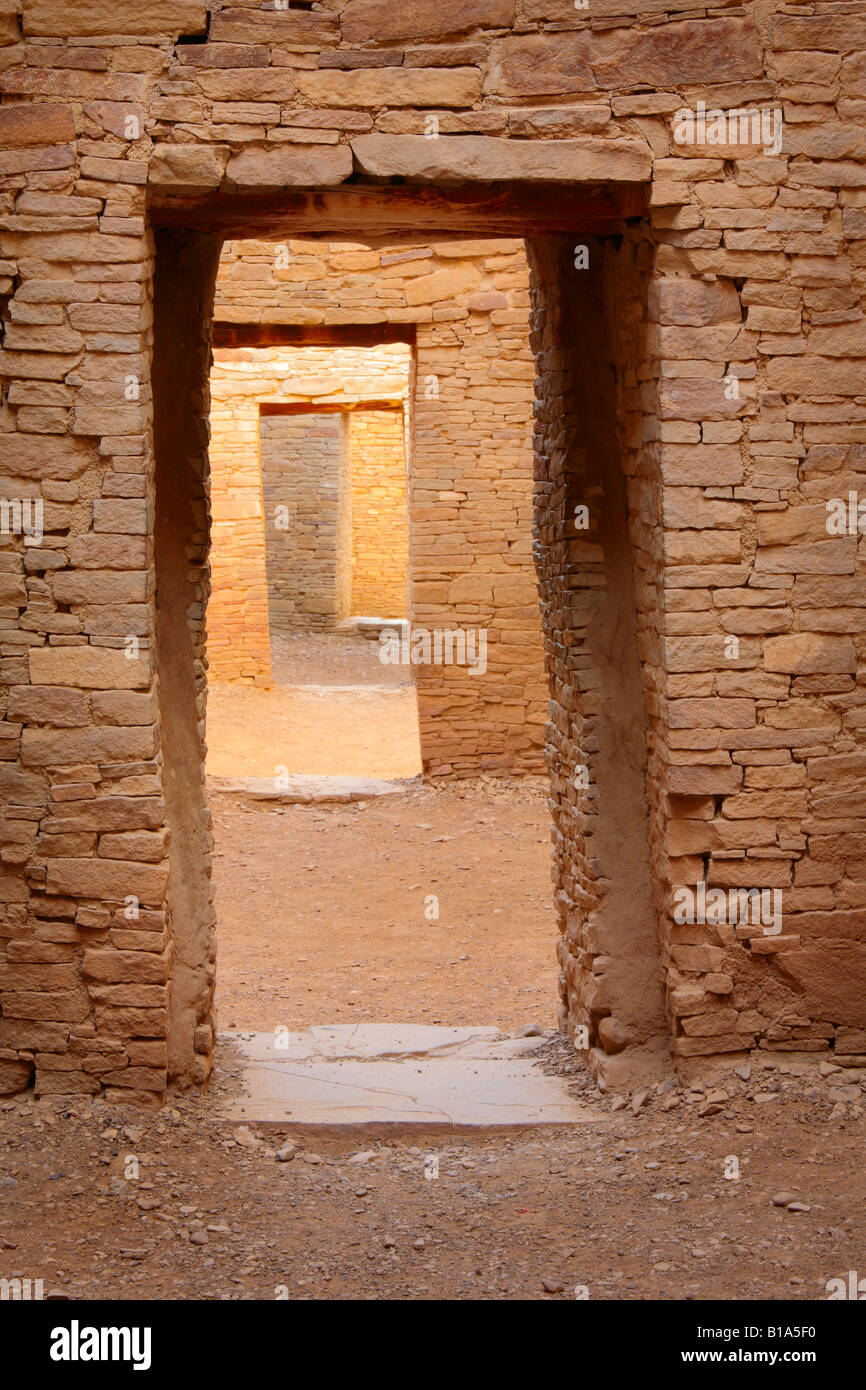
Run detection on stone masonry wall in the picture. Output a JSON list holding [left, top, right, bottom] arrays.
[[260, 409, 347, 633], [348, 407, 409, 619], [1, 0, 866, 1099]]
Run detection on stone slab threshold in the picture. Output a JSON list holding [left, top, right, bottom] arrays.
[[208, 774, 420, 804], [259, 683, 410, 696], [218, 1025, 600, 1133], [337, 616, 408, 642]]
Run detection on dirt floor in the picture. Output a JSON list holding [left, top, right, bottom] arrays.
[[212, 779, 556, 1033], [269, 632, 413, 689], [206, 632, 422, 781], [2, 1041, 865, 1301], [2, 635, 863, 1303]]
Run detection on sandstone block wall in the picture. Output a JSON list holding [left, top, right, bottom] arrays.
[[260, 409, 349, 633], [0, 0, 865, 1100], [348, 407, 409, 619]]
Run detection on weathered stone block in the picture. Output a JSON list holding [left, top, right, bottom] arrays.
[[296, 67, 482, 108], [22, 726, 156, 768], [2, 434, 97, 480], [23, 0, 206, 38], [149, 144, 230, 194], [30, 646, 151, 690], [6, 686, 88, 727], [649, 277, 742, 326], [351, 133, 651, 184], [0, 102, 74, 147], [210, 7, 338, 45], [225, 144, 352, 190], [341, 0, 514, 44], [47, 859, 168, 904], [763, 634, 857, 675], [0, 1058, 34, 1094]]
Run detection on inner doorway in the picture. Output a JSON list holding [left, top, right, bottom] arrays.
[[151, 180, 667, 1093], [204, 329, 422, 785], [201, 232, 555, 1042]]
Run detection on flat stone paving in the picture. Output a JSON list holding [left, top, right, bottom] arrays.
[[220, 1024, 600, 1131], [208, 773, 419, 803]]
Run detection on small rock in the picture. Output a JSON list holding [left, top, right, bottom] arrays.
[[787, 1201, 811, 1214], [542, 1278, 564, 1293], [275, 1144, 296, 1163], [733, 1064, 751, 1082], [772, 1191, 798, 1207], [631, 1088, 650, 1114], [189, 1229, 209, 1246], [828, 1085, 860, 1104]]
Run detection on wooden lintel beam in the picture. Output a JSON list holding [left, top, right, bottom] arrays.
[[259, 400, 402, 414], [149, 180, 647, 241], [214, 322, 415, 349]]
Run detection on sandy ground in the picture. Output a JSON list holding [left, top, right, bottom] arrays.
[[1, 1043, 864, 1301], [212, 779, 557, 1033], [2, 635, 863, 1303], [206, 632, 422, 781], [270, 632, 413, 688]]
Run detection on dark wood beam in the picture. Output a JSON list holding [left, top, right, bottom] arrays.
[[259, 400, 403, 414], [149, 179, 647, 242], [214, 322, 415, 349]]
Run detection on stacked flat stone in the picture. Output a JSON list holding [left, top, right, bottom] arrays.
[[0, 0, 863, 1098]]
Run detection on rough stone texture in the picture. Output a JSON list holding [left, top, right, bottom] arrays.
[[351, 133, 651, 184], [0, 0, 864, 1099], [225, 145, 352, 190], [348, 409, 410, 619]]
